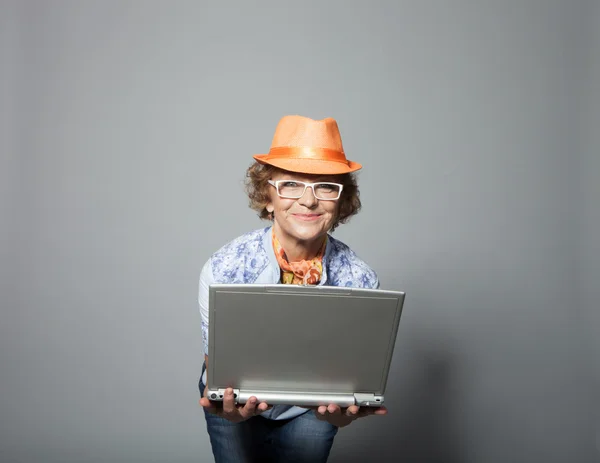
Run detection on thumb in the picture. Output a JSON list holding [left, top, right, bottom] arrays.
[[199, 397, 217, 410]]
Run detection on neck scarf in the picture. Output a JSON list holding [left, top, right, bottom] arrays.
[[272, 228, 327, 285]]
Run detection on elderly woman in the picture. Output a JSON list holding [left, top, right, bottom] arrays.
[[198, 115, 387, 462]]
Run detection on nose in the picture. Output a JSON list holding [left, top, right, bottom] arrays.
[[298, 185, 318, 208]]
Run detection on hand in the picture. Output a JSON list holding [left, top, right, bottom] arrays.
[[312, 403, 388, 428], [199, 387, 270, 423]]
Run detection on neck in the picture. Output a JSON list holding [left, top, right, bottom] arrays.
[[272, 223, 326, 261]]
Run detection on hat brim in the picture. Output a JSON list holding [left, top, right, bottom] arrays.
[[253, 154, 362, 175]]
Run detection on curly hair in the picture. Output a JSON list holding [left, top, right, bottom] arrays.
[[244, 162, 361, 232]]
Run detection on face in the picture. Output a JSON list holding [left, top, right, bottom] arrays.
[[266, 170, 341, 247]]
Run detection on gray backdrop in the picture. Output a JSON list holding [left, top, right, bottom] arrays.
[[1, 1, 598, 462]]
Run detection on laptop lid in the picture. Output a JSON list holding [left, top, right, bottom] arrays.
[[207, 284, 405, 407]]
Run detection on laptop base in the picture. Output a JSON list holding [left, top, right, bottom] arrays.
[[206, 388, 384, 407]]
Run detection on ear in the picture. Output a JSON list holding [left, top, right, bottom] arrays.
[[266, 203, 274, 213]]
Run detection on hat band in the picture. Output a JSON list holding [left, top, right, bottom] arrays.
[[267, 146, 348, 164]]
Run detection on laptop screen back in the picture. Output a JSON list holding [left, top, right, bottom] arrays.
[[208, 285, 404, 395]]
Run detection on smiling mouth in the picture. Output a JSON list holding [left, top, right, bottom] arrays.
[[292, 213, 321, 221]]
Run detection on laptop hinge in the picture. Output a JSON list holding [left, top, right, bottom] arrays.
[[354, 393, 384, 407]]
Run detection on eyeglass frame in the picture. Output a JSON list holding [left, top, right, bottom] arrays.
[[267, 179, 344, 201]]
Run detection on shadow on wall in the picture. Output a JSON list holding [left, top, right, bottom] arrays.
[[332, 346, 463, 463]]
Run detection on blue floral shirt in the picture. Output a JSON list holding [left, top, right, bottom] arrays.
[[198, 226, 379, 420]]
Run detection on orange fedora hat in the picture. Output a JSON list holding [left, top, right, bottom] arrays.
[[253, 115, 362, 175]]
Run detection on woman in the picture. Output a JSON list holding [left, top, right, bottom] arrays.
[[198, 115, 387, 462]]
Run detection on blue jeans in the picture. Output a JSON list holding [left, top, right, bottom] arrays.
[[199, 367, 338, 462]]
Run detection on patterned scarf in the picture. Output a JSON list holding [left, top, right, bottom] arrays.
[[272, 228, 327, 285]]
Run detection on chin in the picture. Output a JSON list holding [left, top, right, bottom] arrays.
[[287, 224, 329, 241]]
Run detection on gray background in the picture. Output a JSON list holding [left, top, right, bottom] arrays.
[[1, 0, 598, 462]]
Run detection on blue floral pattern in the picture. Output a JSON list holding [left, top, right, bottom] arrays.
[[210, 228, 271, 284], [324, 236, 380, 289]]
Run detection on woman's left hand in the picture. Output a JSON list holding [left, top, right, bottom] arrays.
[[312, 404, 388, 428]]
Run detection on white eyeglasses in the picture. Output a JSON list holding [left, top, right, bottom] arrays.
[[267, 180, 344, 200]]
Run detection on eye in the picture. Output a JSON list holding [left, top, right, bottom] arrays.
[[316, 183, 335, 192], [280, 181, 300, 188]]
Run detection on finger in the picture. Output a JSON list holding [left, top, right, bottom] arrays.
[[238, 396, 258, 419], [256, 402, 270, 413], [199, 397, 218, 412], [373, 406, 388, 415], [357, 405, 387, 418], [313, 405, 328, 421], [361, 405, 387, 416], [345, 405, 360, 417], [327, 404, 342, 415], [222, 388, 237, 415]]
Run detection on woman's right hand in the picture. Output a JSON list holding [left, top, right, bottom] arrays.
[[199, 386, 270, 423]]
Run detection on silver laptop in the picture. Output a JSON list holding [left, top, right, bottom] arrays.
[[206, 284, 405, 408]]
